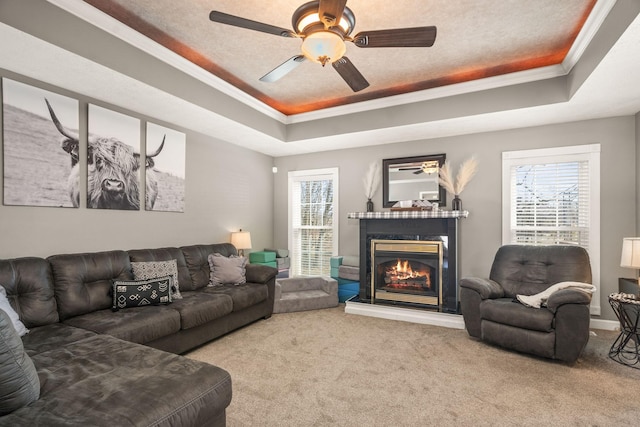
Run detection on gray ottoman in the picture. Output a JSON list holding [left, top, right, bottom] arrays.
[[273, 277, 339, 313]]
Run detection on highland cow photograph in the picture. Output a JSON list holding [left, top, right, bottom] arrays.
[[87, 104, 141, 210], [2, 78, 79, 208], [145, 122, 186, 212]]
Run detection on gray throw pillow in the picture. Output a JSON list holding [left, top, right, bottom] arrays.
[[208, 253, 247, 286], [0, 308, 40, 415], [0, 285, 28, 336], [131, 259, 182, 299]]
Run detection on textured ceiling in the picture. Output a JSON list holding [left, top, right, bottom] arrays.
[[82, 0, 596, 115]]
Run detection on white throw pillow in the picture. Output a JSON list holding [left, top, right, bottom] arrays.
[[0, 286, 28, 336]]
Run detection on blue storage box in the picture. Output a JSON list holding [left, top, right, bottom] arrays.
[[338, 282, 359, 303]]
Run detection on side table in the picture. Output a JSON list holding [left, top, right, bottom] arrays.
[[608, 293, 640, 369]]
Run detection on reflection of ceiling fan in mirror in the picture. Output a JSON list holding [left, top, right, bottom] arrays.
[[209, 0, 437, 92], [398, 160, 440, 175]]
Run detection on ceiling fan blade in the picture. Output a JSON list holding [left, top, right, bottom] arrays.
[[209, 11, 297, 38], [318, 0, 348, 28], [260, 55, 306, 82], [332, 57, 370, 92], [352, 26, 437, 48]]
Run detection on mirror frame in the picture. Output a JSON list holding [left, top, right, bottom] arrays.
[[382, 154, 447, 208]]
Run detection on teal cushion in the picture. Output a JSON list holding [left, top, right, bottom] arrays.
[[0, 309, 40, 415], [249, 251, 276, 263]]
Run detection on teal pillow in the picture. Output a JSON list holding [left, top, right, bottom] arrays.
[[0, 309, 40, 415]]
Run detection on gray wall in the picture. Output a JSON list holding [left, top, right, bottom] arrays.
[[637, 111, 640, 230], [0, 75, 274, 259], [273, 117, 636, 321]]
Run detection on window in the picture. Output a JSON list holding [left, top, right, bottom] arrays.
[[288, 168, 339, 277], [502, 144, 600, 314]]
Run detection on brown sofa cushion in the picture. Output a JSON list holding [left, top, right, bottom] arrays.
[[180, 243, 238, 290], [168, 291, 233, 330], [63, 306, 181, 345], [2, 334, 231, 425], [0, 257, 59, 327], [48, 251, 132, 321], [480, 298, 555, 332]]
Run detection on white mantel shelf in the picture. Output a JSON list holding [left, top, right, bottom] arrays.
[[347, 210, 469, 220]]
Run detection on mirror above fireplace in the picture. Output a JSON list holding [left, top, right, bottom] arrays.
[[382, 154, 446, 208]]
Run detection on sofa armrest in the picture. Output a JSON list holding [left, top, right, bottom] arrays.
[[245, 264, 278, 284], [546, 288, 592, 313], [459, 277, 504, 300], [321, 277, 338, 295], [274, 280, 282, 302]]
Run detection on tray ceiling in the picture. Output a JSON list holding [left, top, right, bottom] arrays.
[[82, 0, 597, 116]]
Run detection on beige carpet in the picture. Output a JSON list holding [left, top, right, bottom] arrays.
[[187, 306, 639, 426]]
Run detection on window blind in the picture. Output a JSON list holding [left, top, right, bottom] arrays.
[[289, 170, 338, 276], [502, 144, 601, 315], [510, 160, 590, 247]]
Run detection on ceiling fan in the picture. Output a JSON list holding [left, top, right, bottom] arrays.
[[209, 0, 437, 92]]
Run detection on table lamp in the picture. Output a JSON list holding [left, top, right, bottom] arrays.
[[230, 229, 252, 257], [620, 237, 640, 293]]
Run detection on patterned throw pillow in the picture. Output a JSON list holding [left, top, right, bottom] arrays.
[[112, 276, 173, 310], [208, 253, 247, 286], [131, 259, 182, 300]]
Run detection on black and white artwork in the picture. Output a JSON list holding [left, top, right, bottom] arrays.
[[2, 78, 79, 207], [145, 122, 186, 212], [87, 104, 142, 210]]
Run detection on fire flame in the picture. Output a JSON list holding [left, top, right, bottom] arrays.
[[382, 259, 432, 291], [390, 259, 421, 280]]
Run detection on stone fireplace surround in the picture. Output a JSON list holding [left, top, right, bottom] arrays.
[[347, 211, 468, 314]]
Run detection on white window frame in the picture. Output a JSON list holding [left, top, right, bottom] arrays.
[[288, 168, 339, 277], [502, 144, 601, 315]]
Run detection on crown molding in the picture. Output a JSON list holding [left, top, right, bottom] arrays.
[[561, 0, 618, 73], [46, 0, 288, 122]]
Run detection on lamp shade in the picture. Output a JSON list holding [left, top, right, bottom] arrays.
[[301, 31, 346, 65], [620, 237, 640, 268], [231, 230, 252, 250]]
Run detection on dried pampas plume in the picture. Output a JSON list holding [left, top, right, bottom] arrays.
[[363, 161, 381, 199], [438, 157, 478, 195]]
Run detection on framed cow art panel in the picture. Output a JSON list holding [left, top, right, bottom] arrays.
[[2, 78, 79, 208], [145, 122, 185, 213], [87, 104, 142, 210]]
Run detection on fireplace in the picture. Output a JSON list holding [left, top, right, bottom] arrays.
[[371, 240, 442, 306], [350, 212, 464, 313]]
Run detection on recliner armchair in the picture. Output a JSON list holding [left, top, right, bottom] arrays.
[[460, 245, 593, 363]]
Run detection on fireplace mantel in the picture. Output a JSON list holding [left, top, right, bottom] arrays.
[[350, 211, 467, 314], [348, 211, 469, 220]]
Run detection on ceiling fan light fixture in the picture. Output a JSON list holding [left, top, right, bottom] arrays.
[[296, 12, 352, 34], [301, 31, 346, 66]]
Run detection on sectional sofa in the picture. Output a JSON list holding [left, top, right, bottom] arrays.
[[0, 242, 277, 426]]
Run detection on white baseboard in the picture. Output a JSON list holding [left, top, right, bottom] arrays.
[[344, 300, 620, 332], [589, 318, 619, 331]]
